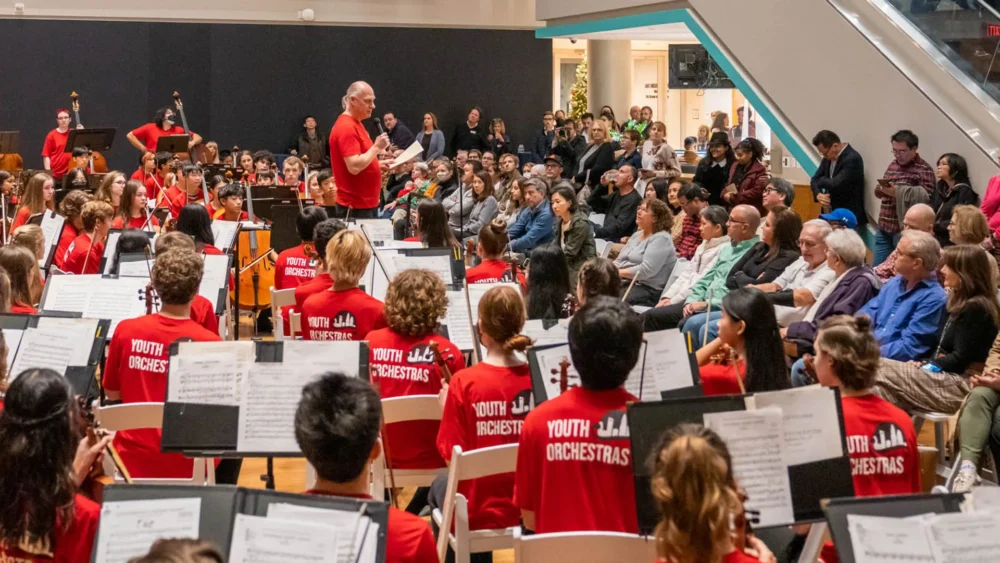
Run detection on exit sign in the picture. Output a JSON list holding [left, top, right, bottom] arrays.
[[987, 23, 1000, 37]]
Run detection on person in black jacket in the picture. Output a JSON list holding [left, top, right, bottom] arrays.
[[727, 205, 802, 289], [288, 115, 329, 166], [450, 107, 490, 155], [531, 111, 557, 164], [574, 120, 616, 190], [588, 165, 642, 241], [810, 130, 866, 231], [383, 112, 415, 150], [930, 152, 979, 247], [693, 132, 734, 206]]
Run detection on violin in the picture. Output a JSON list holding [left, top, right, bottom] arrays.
[[549, 357, 578, 394], [171, 91, 209, 164], [139, 282, 160, 315], [75, 395, 132, 503], [464, 239, 476, 268], [429, 340, 454, 384], [69, 92, 107, 174], [732, 486, 761, 552]]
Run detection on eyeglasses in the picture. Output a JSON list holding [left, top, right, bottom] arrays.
[[891, 148, 912, 155], [727, 218, 748, 225], [763, 187, 776, 194]]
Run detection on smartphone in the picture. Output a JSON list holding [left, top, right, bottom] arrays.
[[921, 363, 942, 374], [877, 178, 892, 188]]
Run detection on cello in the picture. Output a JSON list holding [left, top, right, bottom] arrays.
[[69, 92, 107, 173], [171, 91, 209, 164], [234, 173, 274, 316]]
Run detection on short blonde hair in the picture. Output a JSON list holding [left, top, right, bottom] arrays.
[[384, 269, 447, 337], [950, 205, 990, 245], [81, 200, 114, 231], [325, 230, 370, 286], [154, 231, 197, 254], [284, 155, 304, 171]]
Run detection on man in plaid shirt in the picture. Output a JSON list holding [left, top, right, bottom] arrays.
[[675, 183, 709, 259], [873, 130, 935, 265]]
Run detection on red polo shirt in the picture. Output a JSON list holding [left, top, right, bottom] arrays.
[[329, 113, 381, 209]]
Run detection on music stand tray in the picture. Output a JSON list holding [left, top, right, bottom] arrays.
[[65, 128, 116, 152], [156, 134, 192, 155], [0, 131, 20, 154]]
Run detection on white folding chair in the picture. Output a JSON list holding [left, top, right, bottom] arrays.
[[512, 528, 655, 563], [594, 238, 608, 259], [289, 312, 303, 339], [95, 402, 215, 486], [270, 287, 297, 340], [371, 395, 447, 500], [912, 411, 956, 481], [432, 444, 519, 563], [588, 213, 606, 227], [598, 240, 613, 258]]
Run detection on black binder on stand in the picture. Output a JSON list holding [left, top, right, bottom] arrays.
[[96, 484, 389, 563]]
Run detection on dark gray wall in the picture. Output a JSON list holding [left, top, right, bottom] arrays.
[[0, 19, 552, 171]]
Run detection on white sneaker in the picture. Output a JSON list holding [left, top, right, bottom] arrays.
[[951, 461, 980, 493]]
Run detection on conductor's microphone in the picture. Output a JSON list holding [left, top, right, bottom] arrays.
[[374, 117, 385, 135]]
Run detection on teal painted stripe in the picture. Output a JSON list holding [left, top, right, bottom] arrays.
[[536, 8, 819, 176]]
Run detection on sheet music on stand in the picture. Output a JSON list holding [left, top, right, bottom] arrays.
[[96, 485, 389, 563], [0, 313, 108, 397], [39, 274, 149, 338], [101, 229, 123, 275], [521, 319, 571, 346], [161, 340, 369, 457], [845, 512, 1000, 563], [627, 385, 854, 534], [444, 282, 519, 353], [38, 210, 65, 271], [117, 252, 230, 316], [211, 220, 240, 253], [348, 220, 394, 248]]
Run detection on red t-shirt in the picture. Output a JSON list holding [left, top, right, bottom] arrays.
[[63, 234, 103, 275], [0, 494, 100, 562], [274, 243, 317, 336], [301, 288, 386, 341], [437, 362, 533, 530], [163, 185, 205, 220], [190, 294, 219, 335], [10, 206, 32, 233], [42, 128, 71, 178], [212, 208, 248, 221], [367, 328, 464, 470], [11, 303, 37, 314], [514, 386, 638, 534], [295, 273, 334, 311], [305, 490, 437, 563], [53, 223, 78, 270], [102, 313, 221, 478], [130, 122, 193, 152], [842, 393, 921, 496], [112, 214, 159, 230], [465, 259, 525, 285], [329, 114, 381, 209], [700, 361, 747, 396], [129, 168, 147, 182], [146, 172, 168, 197]]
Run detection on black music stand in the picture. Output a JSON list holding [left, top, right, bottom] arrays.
[[155, 134, 191, 155], [241, 185, 298, 223], [64, 128, 115, 153], [0, 131, 19, 154]]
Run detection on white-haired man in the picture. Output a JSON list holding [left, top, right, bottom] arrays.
[[329, 81, 390, 218]]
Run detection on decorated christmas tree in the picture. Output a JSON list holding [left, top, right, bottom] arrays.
[[569, 59, 588, 119]]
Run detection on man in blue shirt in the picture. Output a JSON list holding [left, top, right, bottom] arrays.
[[509, 177, 554, 254], [857, 230, 946, 360]]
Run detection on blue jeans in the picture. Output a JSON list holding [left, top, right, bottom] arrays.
[[680, 311, 723, 349], [873, 229, 900, 267], [790, 358, 815, 387]]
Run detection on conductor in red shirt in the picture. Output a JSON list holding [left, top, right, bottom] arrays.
[[329, 81, 391, 219], [41, 108, 79, 178]]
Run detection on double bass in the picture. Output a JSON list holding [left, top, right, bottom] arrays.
[[69, 92, 107, 173], [171, 92, 209, 164], [234, 173, 274, 315]]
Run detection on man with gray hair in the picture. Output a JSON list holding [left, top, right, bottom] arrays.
[[857, 229, 946, 360], [874, 203, 935, 283], [329, 81, 390, 218], [758, 178, 795, 236]]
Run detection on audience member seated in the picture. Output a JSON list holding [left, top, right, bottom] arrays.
[[693, 288, 791, 395], [644, 177, 668, 204], [659, 206, 730, 306], [810, 130, 867, 233], [931, 152, 978, 248], [749, 219, 835, 326], [526, 244, 576, 320], [515, 297, 642, 533], [301, 230, 387, 341], [573, 120, 615, 191], [650, 424, 771, 563], [614, 198, 677, 307], [0, 246, 41, 314], [642, 205, 760, 332], [542, 155, 564, 184], [576, 257, 621, 306], [293, 219, 346, 315], [873, 245, 1000, 414], [952, 334, 1000, 491], [674, 183, 708, 260], [665, 179, 686, 243], [508, 177, 554, 255], [430, 286, 532, 547], [494, 153, 521, 204], [948, 204, 999, 286], [681, 206, 801, 346], [693, 132, 734, 206], [429, 160, 459, 202], [874, 203, 935, 283], [681, 136, 701, 165], [550, 183, 596, 290], [759, 178, 794, 235], [411, 199, 460, 249], [0, 369, 110, 563], [722, 138, 769, 213], [589, 165, 642, 242], [453, 170, 499, 241], [498, 177, 525, 228], [295, 373, 438, 563], [873, 129, 936, 266], [616, 130, 643, 170], [819, 208, 858, 231], [382, 161, 431, 222]]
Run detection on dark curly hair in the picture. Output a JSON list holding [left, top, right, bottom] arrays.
[[0, 369, 79, 549], [384, 269, 448, 337]]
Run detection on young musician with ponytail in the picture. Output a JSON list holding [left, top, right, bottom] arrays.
[[651, 423, 773, 563], [301, 230, 386, 341], [274, 207, 329, 336], [102, 249, 222, 478], [432, 286, 533, 548], [294, 219, 346, 314], [515, 296, 642, 534], [154, 232, 220, 334], [0, 368, 112, 563], [367, 269, 465, 513], [11, 172, 55, 233], [0, 246, 43, 314], [53, 190, 93, 271], [113, 180, 160, 231], [465, 219, 523, 285], [63, 201, 114, 275]]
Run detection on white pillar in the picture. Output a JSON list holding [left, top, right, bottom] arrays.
[[587, 40, 632, 118]]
